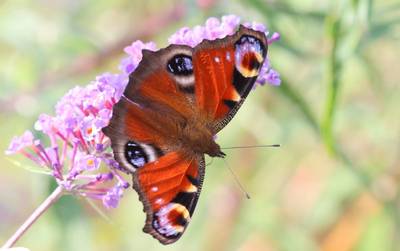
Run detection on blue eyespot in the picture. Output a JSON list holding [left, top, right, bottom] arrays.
[[167, 54, 193, 76], [125, 141, 148, 169]]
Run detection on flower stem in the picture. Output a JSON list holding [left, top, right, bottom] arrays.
[[2, 186, 64, 248]]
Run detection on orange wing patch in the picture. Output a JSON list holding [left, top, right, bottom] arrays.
[[138, 71, 194, 117], [137, 152, 195, 211], [194, 47, 235, 118]]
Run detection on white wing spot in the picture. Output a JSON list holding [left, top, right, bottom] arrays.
[[226, 52, 231, 61]]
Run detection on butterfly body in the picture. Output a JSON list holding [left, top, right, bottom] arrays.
[[103, 26, 268, 244]]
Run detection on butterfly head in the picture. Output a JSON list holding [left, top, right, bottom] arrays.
[[204, 140, 226, 158]]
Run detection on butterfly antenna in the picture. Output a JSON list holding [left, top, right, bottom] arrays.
[[222, 158, 251, 199], [221, 144, 280, 150]]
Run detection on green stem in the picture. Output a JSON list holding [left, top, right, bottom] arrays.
[[322, 15, 342, 154]]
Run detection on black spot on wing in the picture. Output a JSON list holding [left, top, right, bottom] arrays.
[[246, 55, 261, 70], [175, 213, 188, 227], [223, 99, 237, 109], [171, 192, 196, 216], [187, 175, 199, 186], [232, 68, 258, 97]]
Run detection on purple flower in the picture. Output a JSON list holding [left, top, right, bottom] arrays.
[[102, 182, 129, 209], [256, 64, 282, 87], [119, 41, 157, 75], [243, 21, 267, 33], [221, 15, 241, 30], [6, 131, 34, 155], [268, 32, 281, 44], [6, 15, 280, 210], [6, 71, 129, 208]]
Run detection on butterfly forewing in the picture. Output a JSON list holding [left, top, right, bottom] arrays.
[[192, 25, 268, 132]]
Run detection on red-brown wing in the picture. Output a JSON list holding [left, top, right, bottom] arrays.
[[192, 25, 268, 132], [103, 96, 205, 244], [133, 152, 204, 244], [102, 44, 206, 244], [102, 45, 198, 173], [122, 46, 197, 121], [103, 95, 206, 244]]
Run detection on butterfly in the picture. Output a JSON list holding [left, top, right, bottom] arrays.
[[102, 25, 268, 244]]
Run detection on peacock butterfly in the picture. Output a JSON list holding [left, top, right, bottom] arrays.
[[102, 25, 268, 244]]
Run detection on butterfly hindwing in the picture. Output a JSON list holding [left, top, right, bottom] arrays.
[[103, 94, 205, 244], [133, 153, 204, 244]]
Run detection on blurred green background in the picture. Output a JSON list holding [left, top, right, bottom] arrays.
[[1, 0, 399, 250]]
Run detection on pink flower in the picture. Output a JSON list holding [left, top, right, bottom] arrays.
[[6, 131, 34, 155], [6, 69, 129, 208], [119, 41, 157, 75]]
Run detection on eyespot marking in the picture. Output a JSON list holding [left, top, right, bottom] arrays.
[[152, 203, 190, 239], [123, 141, 161, 171], [235, 35, 265, 78], [166, 54, 195, 91], [124, 141, 148, 169], [167, 54, 193, 76]]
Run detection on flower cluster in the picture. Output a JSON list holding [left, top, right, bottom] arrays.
[[6, 73, 130, 209], [6, 15, 280, 209]]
